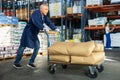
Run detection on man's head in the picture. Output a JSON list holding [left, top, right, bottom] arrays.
[[40, 4, 48, 16], [105, 22, 110, 27]]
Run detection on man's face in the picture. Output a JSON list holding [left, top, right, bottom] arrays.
[[107, 23, 110, 26], [41, 6, 48, 16]]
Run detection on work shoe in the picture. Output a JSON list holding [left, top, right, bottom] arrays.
[[27, 64, 36, 69], [13, 64, 23, 69]]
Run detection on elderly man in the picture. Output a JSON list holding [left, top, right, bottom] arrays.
[[13, 4, 56, 69]]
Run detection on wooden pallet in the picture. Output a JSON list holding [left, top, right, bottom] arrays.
[[0, 53, 44, 61], [112, 24, 120, 27], [38, 52, 48, 56], [50, 16, 65, 19], [0, 24, 18, 27], [88, 25, 104, 27], [86, 4, 101, 8], [4, 56, 16, 60], [66, 13, 82, 17], [0, 58, 4, 61], [23, 53, 32, 58], [0, 56, 16, 61]]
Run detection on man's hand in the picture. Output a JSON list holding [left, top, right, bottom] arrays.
[[43, 23, 51, 32], [55, 29, 60, 33]]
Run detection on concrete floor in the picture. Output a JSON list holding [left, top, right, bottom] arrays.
[[0, 49, 120, 80]]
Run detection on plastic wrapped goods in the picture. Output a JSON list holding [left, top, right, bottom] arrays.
[[16, 0, 28, 20], [2, 0, 14, 16]]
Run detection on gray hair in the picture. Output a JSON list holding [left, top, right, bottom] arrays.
[[40, 3, 48, 9]]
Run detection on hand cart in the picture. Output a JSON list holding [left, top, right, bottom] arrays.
[[46, 31, 105, 79]]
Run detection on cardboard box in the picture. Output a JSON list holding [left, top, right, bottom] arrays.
[[86, 0, 93, 5], [67, 7, 73, 14]]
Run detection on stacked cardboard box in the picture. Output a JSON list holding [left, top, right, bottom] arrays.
[[111, 0, 120, 4], [104, 33, 120, 47], [49, 0, 64, 17], [0, 21, 34, 59], [0, 1, 2, 12], [0, 26, 17, 58], [16, 0, 28, 20], [86, 0, 103, 6], [38, 31, 60, 54], [111, 19, 120, 25], [88, 17, 107, 26]]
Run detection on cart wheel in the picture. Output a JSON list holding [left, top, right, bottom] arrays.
[[87, 68, 98, 78], [48, 65, 55, 74], [96, 64, 104, 73], [61, 64, 67, 69]]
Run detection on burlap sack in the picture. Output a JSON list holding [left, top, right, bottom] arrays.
[[69, 41, 95, 57], [94, 42, 104, 52], [71, 52, 105, 65], [49, 55, 70, 62], [48, 42, 73, 55]]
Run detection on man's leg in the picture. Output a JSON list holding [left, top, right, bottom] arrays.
[[106, 34, 111, 48], [107, 34, 111, 48], [13, 45, 26, 69], [27, 40, 40, 68]]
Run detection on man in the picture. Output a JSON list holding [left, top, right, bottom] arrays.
[[105, 22, 114, 49], [13, 4, 57, 69]]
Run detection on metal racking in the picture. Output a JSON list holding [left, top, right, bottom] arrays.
[[0, 0, 87, 42], [85, 3, 120, 41]]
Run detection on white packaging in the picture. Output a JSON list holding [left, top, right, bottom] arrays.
[[118, 11, 120, 15], [104, 33, 120, 47], [54, 2, 62, 16], [24, 48, 33, 54], [0, 51, 8, 55], [10, 50, 17, 54], [86, 0, 93, 5], [49, 3, 54, 17], [35, 0, 43, 2], [111, 0, 120, 4], [92, 0, 103, 5], [73, 5, 78, 13], [4, 53, 12, 58], [111, 19, 120, 25], [4, 46, 13, 51], [88, 19, 96, 25], [0, 26, 12, 46], [38, 32, 47, 52], [0, 47, 5, 51], [111, 33, 120, 47], [77, 5, 82, 13], [96, 17, 107, 25], [49, 2, 62, 17], [0, 54, 4, 58]]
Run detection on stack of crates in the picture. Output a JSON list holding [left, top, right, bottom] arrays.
[[2, 0, 14, 16]]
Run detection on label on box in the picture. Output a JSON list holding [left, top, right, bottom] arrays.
[[118, 11, 120, 15]]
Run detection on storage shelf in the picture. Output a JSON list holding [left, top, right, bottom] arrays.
[[85, 25, 120, 30], [50, 16, 65, 19], [85, 26, 104, 30], [66, 13, 82, 17], [85, 4, 120, 12], [0, 24, 18, 27], [50, 13, 82, 19], [107, 15, 120, 19]]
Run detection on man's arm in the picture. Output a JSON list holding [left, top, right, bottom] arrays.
[[44, 16, 56, 30], [31, 10, 44, 30]]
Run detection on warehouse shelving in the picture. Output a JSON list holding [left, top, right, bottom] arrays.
[[0, 0, 2, 12], [85, 25, 120, 30], [0, 0, 86, 41], [66, 13, 82, 17], [107, 15, 120, 19], [84, 2, 120, 41], [85, 4, 120, 12], [64, 0, 86, 41]]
